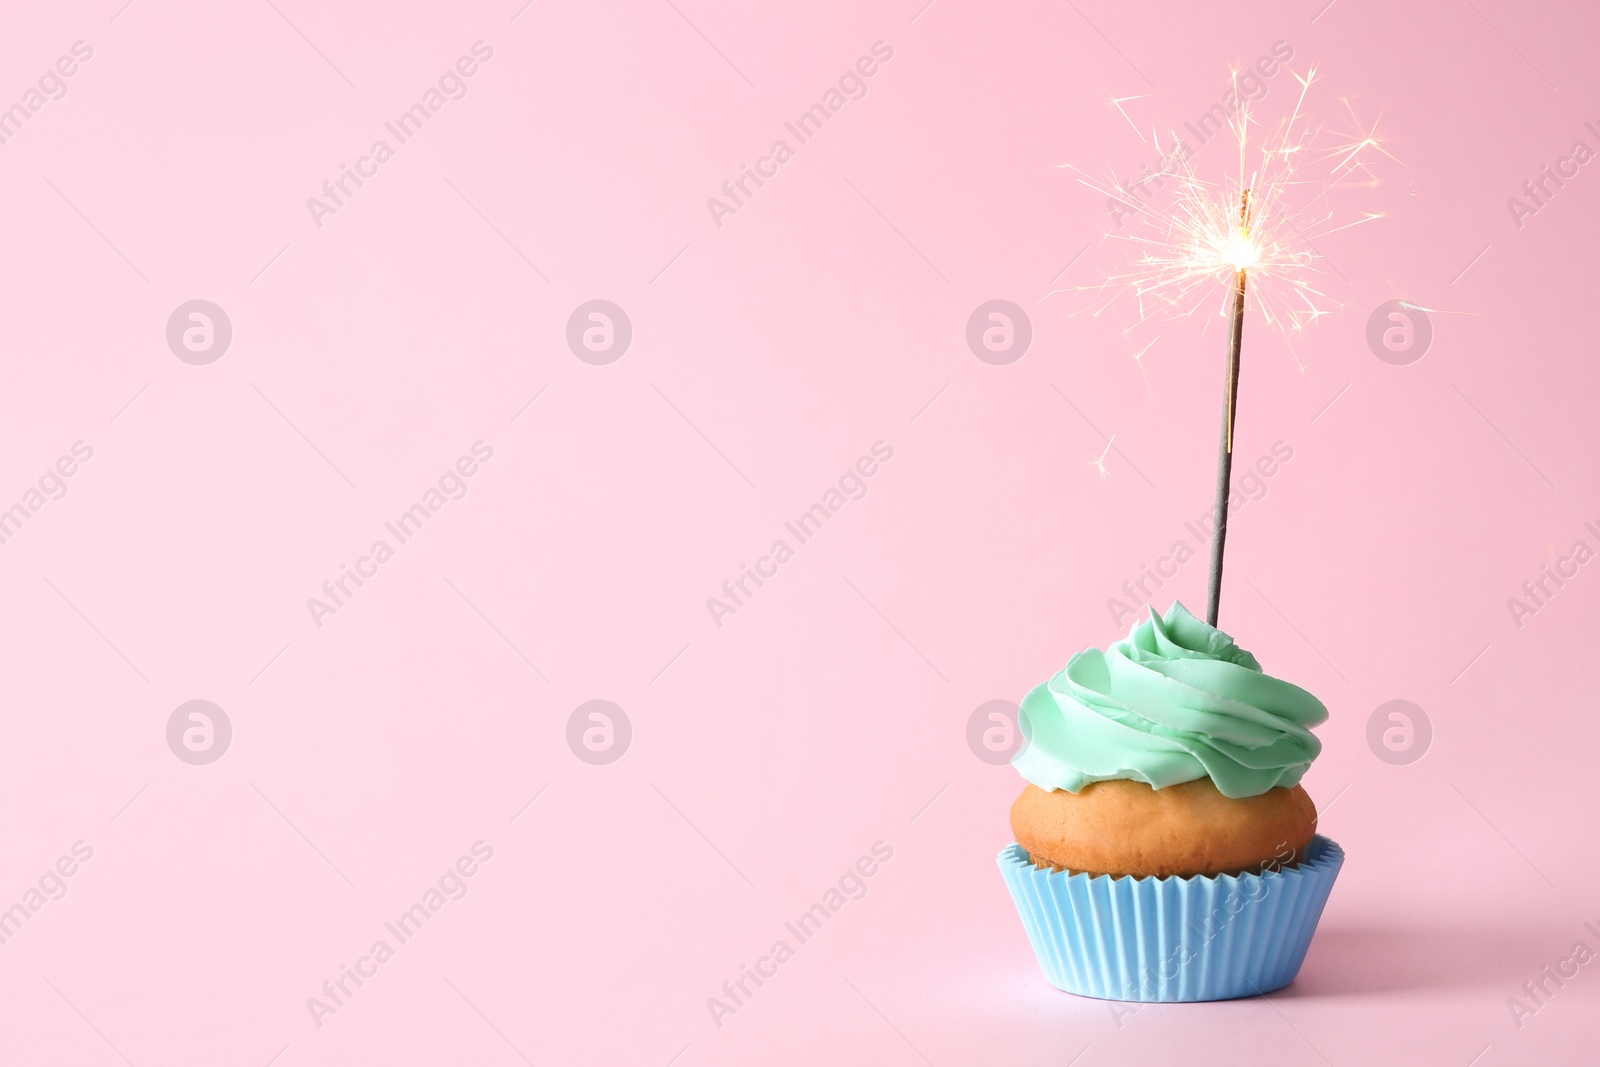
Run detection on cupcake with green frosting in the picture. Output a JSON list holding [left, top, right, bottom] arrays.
[[997, 602, 1344, 1002]]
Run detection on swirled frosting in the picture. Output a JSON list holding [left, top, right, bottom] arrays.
[[1012, 602, 1327, 799]]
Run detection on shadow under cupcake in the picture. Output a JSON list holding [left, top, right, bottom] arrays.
[[998, 602, 1344, 1002]]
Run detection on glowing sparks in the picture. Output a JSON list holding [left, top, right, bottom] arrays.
[[1085, 434, 1117, 484], [1128, 337, 1157, 397], [1323, 97, 1403, 183], [1051, 66, 1389, 374], [1223, 229, 1260, 271]]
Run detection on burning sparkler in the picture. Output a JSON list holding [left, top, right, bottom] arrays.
[[1055, 66, 1385, 625]]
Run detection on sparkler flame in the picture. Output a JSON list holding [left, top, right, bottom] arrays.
[[1052, 66, 1388, 369]]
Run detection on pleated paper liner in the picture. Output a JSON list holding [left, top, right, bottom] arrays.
[[998, 835, 1343, 1002]]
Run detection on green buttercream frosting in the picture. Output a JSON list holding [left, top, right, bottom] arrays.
[[1012, 602, 1327, 800]]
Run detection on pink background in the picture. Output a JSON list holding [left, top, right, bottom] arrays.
[[0, 0, 1596, 1064]]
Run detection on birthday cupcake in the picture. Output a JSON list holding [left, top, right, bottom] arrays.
[[998, 602, 1343, 1002]]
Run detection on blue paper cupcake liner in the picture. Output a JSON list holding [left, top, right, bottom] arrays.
[[998, 835, 1343, 1002]]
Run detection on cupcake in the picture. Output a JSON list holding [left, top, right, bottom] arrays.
[[998, 602, 1343, 1002]]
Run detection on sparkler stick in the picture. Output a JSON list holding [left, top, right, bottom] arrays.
[[1206, 189, 1251, 627], [1050, 68, 1387, 630]]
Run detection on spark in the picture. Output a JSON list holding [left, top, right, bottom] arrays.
[[1085, 433, 1117, 484], [1384, 299, 1475, 317], [1110, 89, 1186, 142], [1322, 97, 1404, 183], [1129, 337, 1157, 397]]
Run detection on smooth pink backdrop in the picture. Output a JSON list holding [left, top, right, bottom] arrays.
[[0, 1, 1596, 1064]]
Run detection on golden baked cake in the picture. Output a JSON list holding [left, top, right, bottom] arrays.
[[1010, 778, 1317, 877]]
